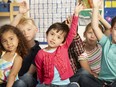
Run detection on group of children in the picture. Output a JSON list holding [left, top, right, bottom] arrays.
[[0, 0, 116, 87]]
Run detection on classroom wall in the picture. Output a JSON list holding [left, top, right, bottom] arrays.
[[0, 0, 86, 48]]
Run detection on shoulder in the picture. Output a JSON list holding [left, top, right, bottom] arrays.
[[32, 40, 41, 50], [14, 54, 23, 62], [99, 34, 110, 46], [78, 52, 88, 60], [36, 49, 45, 57]]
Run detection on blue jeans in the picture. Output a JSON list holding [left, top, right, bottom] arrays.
[[71, 68, 116, 87], [13, 73, 37, 87], [70, 68, 90, 82], [36, 82, 80, 87]]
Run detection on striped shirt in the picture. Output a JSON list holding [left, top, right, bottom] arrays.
[[78, 44, 102, 74]]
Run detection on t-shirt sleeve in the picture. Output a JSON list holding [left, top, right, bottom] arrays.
[[78, 52, 88, 61], [99, 34, 109, 46]]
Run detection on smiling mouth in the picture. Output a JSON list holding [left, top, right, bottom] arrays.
[[8, 46, 13, 49]]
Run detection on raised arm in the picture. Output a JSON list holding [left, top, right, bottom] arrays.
[[98, 13, 111, 36], [11, 1, 29, 26], [99, 13, 111, 30], [92, 0, 103, 40], [65, 2, 84, 47]]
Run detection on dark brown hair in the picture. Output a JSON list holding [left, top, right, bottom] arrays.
[[46, 22, 69, 43], [0, 24, 29, 58], [111, 16, 116, 28]]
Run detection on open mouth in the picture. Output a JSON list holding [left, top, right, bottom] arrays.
[[50, 41, 55, 44]]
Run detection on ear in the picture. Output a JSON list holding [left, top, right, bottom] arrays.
[[35, 28, 38, 32], [110, 28, 112, 33]]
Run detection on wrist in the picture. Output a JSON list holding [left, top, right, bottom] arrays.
[[74, 13, 79, 16], [18, 13, 24, 17], [18, 11, 25, 15]]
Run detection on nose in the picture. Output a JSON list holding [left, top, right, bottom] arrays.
[[52, 36, 56, 41], [91, 33, 96, 38], [6, 40, 11, 45]]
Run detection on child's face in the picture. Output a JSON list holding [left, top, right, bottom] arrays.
[[111, 22, 116, 44], [46, 29, 65, 48], [85, 27, 97, 45], [18, 24, 37, 41], [1, 31, 19, 52]]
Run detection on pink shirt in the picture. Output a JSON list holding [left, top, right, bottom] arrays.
[[35, 15, 78, 84]]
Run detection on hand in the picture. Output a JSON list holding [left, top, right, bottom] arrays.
[[89, 11, 102, 21], [65, 16, 72, 28], [91, 72, 98, 78], [74, 1, 84, 16], [19, 1, 29, 14], [92, 0, 102, 8]]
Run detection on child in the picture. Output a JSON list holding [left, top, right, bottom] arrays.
[[11, 1, 41, 87], [35, 2, 83, 87], [78, 13, 111, 77], [78, 23, 103, 77], [0, 25, 29, 87], [77, 0, 116, 87], [92, 0, 116, 86]]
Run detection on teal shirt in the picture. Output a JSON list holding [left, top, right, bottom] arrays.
[[98, 34, 116, 82]]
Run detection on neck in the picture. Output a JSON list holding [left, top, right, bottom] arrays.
[[84, 43, 97, 51], [28, 40, 35, 48], [5, 51, 16, 55], [45, 46, 57, 51]]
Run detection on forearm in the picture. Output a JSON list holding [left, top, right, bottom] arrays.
[[92, 7, 99, 30], [79, 60, 93, 74], [27, 64, 36, 74], [6, 75, 16, 87], [11, 13, 23, 27], [99, 17, 111, 30], [92, 7, 103, 40]]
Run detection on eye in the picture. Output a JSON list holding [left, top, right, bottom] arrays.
[[57, 36, 61, 39], [1, 39, 7, 43], [27, 28, 31, 31], [50, 32, 54, 35], [10, 37, 13, 40]]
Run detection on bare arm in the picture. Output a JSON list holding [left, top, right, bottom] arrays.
[[80, 60, 98, 77], [27, 64, 36, 75], [6, 56, 22, 87], [92, 0, 103, 40], [98, 14, 111, 36], [74, 2, 84, 16], [79, 52, 98, 77], [11, 1, 29, 26], [99, 14, 111, 30]]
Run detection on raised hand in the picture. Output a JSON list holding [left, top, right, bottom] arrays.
[[92, 0, 102, 8], [74, 1, 84, 16], [65, 16, 72, 28], [19, 1, 29, 14]]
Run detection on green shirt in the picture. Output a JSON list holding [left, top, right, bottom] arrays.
[[98, 34, 116, 82]]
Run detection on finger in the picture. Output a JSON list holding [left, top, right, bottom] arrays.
[[76, 0, 78, 6]]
